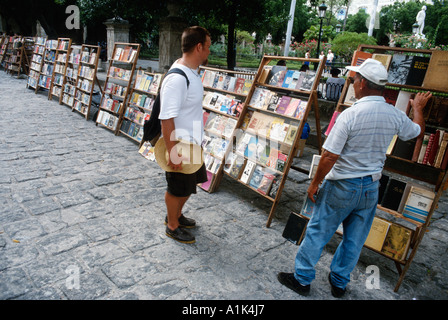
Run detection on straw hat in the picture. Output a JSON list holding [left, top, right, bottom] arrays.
[[154, 138, 203, 174]]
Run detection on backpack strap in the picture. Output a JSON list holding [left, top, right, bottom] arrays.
[[164, 67, 190, 89], [142, 67, 190, 145]]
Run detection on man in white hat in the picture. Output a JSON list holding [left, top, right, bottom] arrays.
[[159, 26, 211, 244], [278, 58, 432, 297]]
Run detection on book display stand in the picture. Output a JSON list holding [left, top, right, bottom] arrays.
[[200, 66, 256, 193], [37, 39, 58, 93], [6, 37, 34, 77], [96, 42, 140, 133], [225, 55, 325, 227], [49, 38, 72, 103], [0, 36, 16, 71], [120, 68, 162, 143], [72, 44, 101, 119], [298, 45, 448, 292], [27, 37, 47, 91], [61, 44, 81, 109]]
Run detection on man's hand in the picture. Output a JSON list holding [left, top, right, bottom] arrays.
[[167, 143, 190, 171], [410, 91, 432, 112]]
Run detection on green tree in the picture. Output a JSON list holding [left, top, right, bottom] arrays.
[[345, 8, 369, 34], [331, 31, 376, 62]]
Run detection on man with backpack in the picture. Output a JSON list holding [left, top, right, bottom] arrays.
[[158, 26, 211, 244]]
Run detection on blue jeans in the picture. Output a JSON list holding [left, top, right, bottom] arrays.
[[294, 176, 379, 289]]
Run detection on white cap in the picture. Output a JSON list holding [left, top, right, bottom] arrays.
[[346, 58, 388, 86]]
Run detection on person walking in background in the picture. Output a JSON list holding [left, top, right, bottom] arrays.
[[278, 58, 432, 297], [159, 26, 211, 244], [326, 49, 334, 72]]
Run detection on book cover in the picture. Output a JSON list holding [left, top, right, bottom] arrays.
[[276, 153, 288, 172], [402, 185, 435, 223], [388, 54, 413, 85], [308, 154, 321, 180], [381, 178, 407, 211], [284, 125, 299, 145], [378, 174, 390, 204], [201, 70, 215, 87], [284, 98, 300, 117], [405, 56, 430, 86], [228, 156, 245, 179], [364, 217, 391, 252], [281, 70, 295, 88], [300, 196, 315, 219], [200, 170, 215, 191], [434, 131, 448, 168], [258, 65, 273, 84], [240, 160, 256, 184], [275, 96, 292, 115], [381, 224, 412, 261], [394, 91, 412, 114], [268, 175, 281, 199], [348, 51, 372, 77], [249, 165, 265, 189], [372, 53, 392, 70], [234, 78, 246, 94], [257, 172, 275, 195], [282, 211, 308, 245], [269, 118, 285, 141], [245, 135, 258, 160], [250, 87, 269, 109], [427, 130, 441, 166], [427, 96, 448, 126], [344, 83, 357, 105], [294, 100, 308, 120], [288, 71, 302, 89], [242, 79, 253, 95], [268, 66, 287, 86], [266, 148, 279, 170], [266, 93, 280, 112], [422, 50, 448, 91], [391, 137, 416, 161], [299, 71, 316, 91], [417, 134, 430, 164], [222, 75, 232, 91]]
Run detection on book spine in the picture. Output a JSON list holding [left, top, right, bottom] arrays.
[[422, 134, 434, 165]]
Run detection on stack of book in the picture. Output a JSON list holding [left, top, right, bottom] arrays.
[[378, 174, 435, 224], [201, 69, 253, 95], [113, 46, 138, 63], [202, 91, 243, 117], [258, 65, 317, 92], [249, 87, 308, 120]]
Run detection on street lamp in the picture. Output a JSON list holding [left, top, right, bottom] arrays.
[[316, 2, 327, 59], [335, 24, 341, 33]]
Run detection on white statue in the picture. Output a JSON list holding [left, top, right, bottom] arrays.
[[416, 5, 427, 36]]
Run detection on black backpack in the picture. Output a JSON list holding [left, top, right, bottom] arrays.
[[142, 68, 190, 145]]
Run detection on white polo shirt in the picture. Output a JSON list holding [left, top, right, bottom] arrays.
[[159, 62, 204, 145], [323, 96, 421, 180]]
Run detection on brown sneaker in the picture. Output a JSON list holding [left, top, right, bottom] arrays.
[[165, 226, 195, 244], [165, 214, 196, 229]]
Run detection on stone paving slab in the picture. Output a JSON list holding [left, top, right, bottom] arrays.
[[0, 71, 447, 303]]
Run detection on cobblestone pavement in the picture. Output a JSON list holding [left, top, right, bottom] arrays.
[[0, 71, 447, 304]]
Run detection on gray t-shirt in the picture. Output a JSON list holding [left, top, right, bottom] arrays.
[[323, 95, 421, 180]]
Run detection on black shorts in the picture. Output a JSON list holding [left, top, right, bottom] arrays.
[[165, 164, 208, 197]]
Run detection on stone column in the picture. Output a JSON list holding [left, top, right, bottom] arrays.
[[103, 17, 132, 61], [158, 1, 188, 72]]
